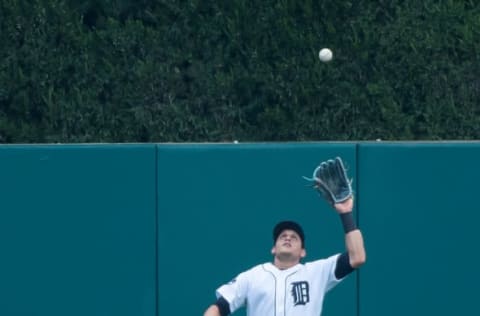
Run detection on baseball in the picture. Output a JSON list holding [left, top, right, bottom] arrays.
[[319, 48, 333, 62]]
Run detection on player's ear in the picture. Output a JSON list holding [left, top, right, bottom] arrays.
[[300, 249, 306, 258], [271, 246, 276, 255]]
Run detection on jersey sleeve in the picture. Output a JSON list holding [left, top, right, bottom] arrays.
[[308, 253, 344, 293], [215, 270, 250, 314]]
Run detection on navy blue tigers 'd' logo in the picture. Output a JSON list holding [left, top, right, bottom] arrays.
[[291, 281, 309, 306]]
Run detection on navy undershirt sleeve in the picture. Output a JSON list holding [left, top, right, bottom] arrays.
[[335, 252, 355, 279], [215, 296, 231, 316]]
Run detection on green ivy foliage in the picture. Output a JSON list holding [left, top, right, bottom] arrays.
[[1, 0, 479, 143]]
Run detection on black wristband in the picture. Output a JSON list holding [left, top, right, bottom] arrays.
[[340, 212, 357, 234]]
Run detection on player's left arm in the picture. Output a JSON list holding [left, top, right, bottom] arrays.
[[334, 197, 366, 278], [204, 297, 230, 316], [304, 157, 365, 277]]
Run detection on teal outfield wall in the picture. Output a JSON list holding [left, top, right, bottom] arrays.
[[1, 142, 479, 316], [0, 145, 157, 316]]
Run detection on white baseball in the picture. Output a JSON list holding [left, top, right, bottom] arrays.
[[319, 48, 333, 62]]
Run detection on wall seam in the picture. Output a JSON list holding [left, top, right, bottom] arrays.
[[154, 145, 159, 316], [355, 143, 361, 316]]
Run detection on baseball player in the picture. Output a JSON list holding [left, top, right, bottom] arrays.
[[203, 157, 366, 316]]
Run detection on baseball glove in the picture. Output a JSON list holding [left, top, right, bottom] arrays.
[[303, 157, 353, 206]]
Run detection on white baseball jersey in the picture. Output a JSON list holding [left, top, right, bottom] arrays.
[[216, 254, 343, 316]]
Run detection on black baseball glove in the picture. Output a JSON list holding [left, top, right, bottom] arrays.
[[303, 157, 353, 206]]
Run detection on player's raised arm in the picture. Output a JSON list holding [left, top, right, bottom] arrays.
[[303, 157, 366, 273], [334, 197, 366, 268]]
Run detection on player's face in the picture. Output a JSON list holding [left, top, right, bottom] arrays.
[[272, 229, 306, 261]]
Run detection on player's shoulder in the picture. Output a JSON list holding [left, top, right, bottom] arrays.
[[251, 262, 272, 273], [232, 262, 271, 281], [242, 262, 277, 275], [234, 262, 266, 274], [304, 253, 341, 269]]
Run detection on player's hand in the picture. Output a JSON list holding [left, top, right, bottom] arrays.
[[303, 157, 353, 207], [334, 196, 353, 214]]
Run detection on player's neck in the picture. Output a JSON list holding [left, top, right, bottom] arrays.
[[273, 257, 300, 270]]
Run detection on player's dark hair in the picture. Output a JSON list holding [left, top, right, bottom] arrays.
[[273, 221, 305, 248]]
